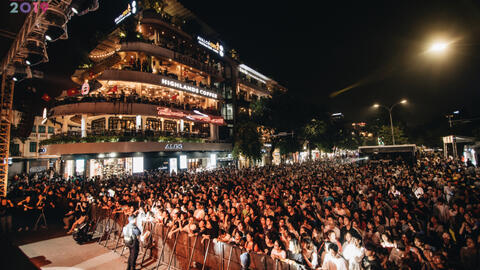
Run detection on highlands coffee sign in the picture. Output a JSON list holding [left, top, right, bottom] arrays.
[[160, 78, 218, 99]]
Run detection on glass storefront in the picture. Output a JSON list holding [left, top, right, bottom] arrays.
[[89, 158, 133, 178]]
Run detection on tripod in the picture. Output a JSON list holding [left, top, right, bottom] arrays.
[[34, 208, 48, 231]]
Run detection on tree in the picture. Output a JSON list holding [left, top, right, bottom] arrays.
[[250, 91, 320, 163], [142, 0, 168, 13], [232, 121, 262, 165], [377, 125, 408, 145], [302, 118, 328, 158]]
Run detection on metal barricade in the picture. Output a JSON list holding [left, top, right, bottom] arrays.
[[91, 207, 305, 270]]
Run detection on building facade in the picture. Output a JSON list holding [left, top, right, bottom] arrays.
[[37, 0, 285, 178], [9, 110, 58, 177]]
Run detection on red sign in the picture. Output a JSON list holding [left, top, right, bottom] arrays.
[[156, 107, 225, 125]]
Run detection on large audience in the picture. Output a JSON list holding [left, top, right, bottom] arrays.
[[3, 153, 480, 270]]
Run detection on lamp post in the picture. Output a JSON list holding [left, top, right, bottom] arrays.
[[373, 99, 407, 145]]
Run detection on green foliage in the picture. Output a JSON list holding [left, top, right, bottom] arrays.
[[278, 136, 301, 155], [41, 134, 203, 145], [377, 125, 408, 145], [142, 0, 168, 13], [233, 121, 262, 162]]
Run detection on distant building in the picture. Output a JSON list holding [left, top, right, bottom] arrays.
[[9, 110, 58, 177]]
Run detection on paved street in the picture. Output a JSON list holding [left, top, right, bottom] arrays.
[[20, 235, 127, 270]]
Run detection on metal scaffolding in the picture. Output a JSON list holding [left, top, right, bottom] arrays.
[[0, 74, 14, 197], [0, 0, 98, 197]]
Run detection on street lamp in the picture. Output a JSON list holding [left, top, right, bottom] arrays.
[[373, 99, 408, 145], [428, 41, 449, 53]]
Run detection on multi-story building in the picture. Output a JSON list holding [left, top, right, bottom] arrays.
[[9, 110, 58, 177], [39, 0, 286, 178]]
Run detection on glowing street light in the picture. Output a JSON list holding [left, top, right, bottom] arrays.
[[372, 99, 408, 145], [428, 42, 449, 53]]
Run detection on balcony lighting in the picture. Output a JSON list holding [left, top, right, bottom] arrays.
[[238, 64, 270, 83], [193, 110, 208, 117]]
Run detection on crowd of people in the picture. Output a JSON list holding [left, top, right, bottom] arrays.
[[3, 154, 480, 269]]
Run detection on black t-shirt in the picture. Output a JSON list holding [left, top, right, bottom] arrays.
[[361, 256, 382, 270]]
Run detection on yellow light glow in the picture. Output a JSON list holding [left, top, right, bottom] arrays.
[[428, 42, 449, 53]]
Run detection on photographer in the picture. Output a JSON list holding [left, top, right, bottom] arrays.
[[67, 201, 88, 234], [17, 195, 34, 231]]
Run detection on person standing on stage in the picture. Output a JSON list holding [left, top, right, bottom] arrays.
[[123, 215, 141, 270]]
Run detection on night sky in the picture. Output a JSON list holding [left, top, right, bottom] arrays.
[[2, 0, 480, 136]]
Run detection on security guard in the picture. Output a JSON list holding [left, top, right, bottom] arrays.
[[123, 215, 141, 270]]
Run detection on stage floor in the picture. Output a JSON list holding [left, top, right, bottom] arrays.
[[19, 235, 128, 270]]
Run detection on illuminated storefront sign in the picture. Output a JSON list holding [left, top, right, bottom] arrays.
[[156, 107, 225, 125], [238, 64, 270, 84], [81, 81, 90, 95], [197, 36, 224, 57], [114, 1, 137, 24], [160, 78, 218, 99], [165, 144, 183, 150]]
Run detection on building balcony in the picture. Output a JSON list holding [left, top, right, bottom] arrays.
[[41, 130, 216, 146], [53, 94, 221, 116], [98, 69, 222, 100], [50, 98, 225, 126], [41, 134, 232, 156], [119, 41, 223, 79], [238, 76, 269, 94]]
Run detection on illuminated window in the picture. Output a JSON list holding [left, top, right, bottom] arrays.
[[132, 157, 144, 173], [164, 120, 177, 133], [146, 118, 161, 131], [92, 118, 106, 131]]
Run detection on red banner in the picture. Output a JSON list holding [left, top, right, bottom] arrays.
[[156, 107, 225, 125]]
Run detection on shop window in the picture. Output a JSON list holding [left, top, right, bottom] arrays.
[[48, 126, 54, 134], [29, 142, 37, 153], [192, 123, 209, 135], [146, 118, 161, 131], [183, 123, 191, 133], [222, 104, 233, 120], [92, 118, 106, 132], [108, 117, 136, 131], [164, 120, 177, 133]]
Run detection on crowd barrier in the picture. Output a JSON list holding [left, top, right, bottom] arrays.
[[91, 206, 304, 270]]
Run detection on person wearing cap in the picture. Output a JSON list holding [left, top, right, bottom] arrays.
[[123, 215, 141, 270]]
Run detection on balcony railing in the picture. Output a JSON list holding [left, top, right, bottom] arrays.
[[238, 76, 269, 92], [40, 130, 220, 146], [53, 95, 220, 116]]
